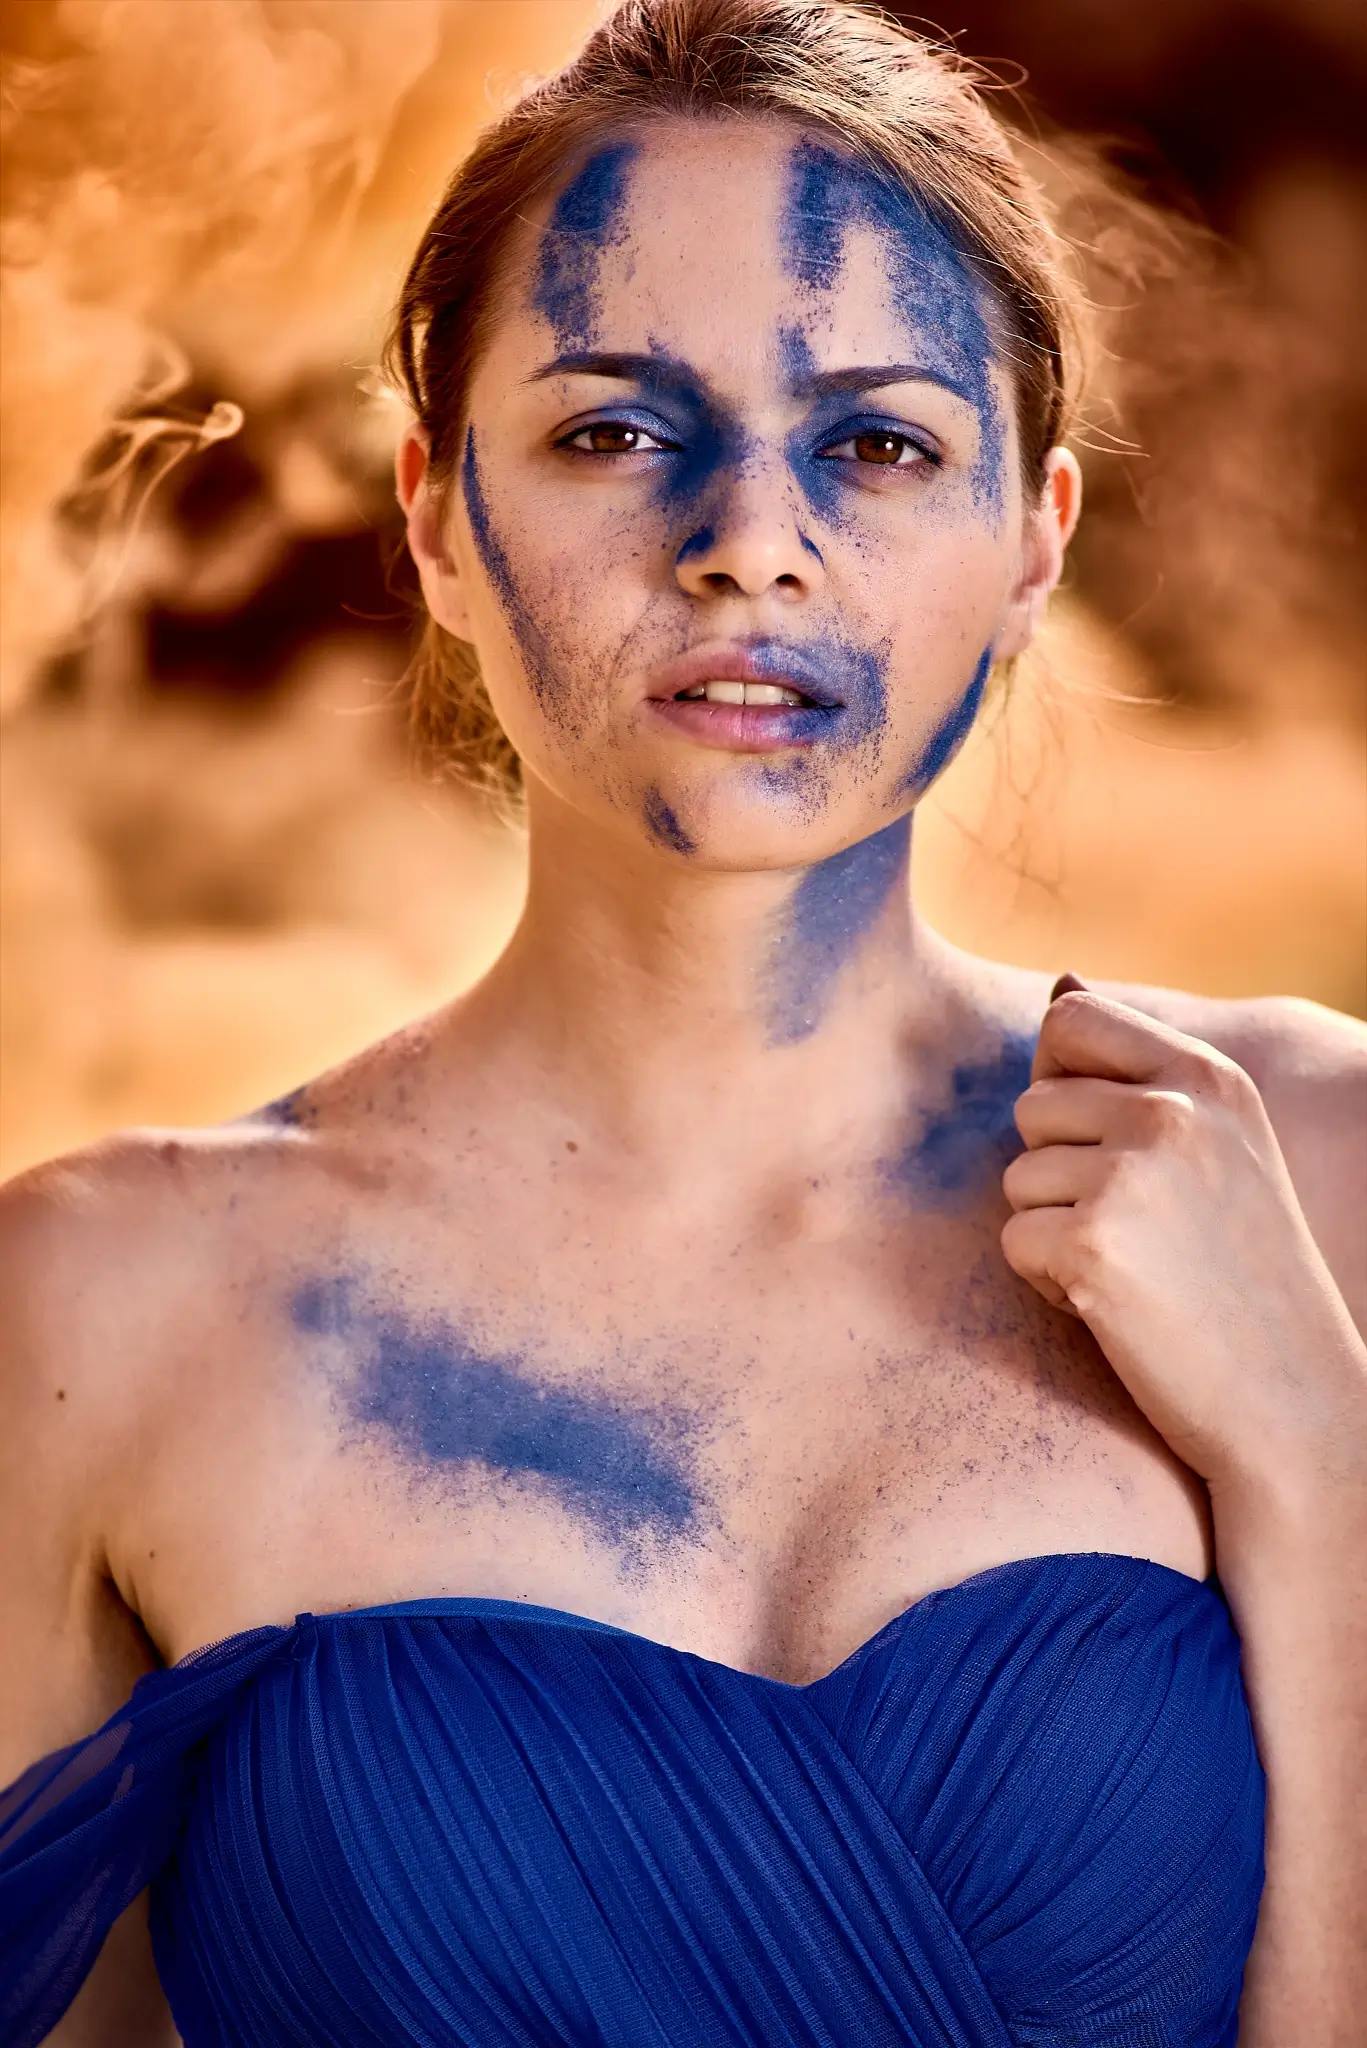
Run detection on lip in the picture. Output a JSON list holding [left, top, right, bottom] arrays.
[[645, 640, 844, 754]]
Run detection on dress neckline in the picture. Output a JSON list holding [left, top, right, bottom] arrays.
[[245, 1549, 1218, 1695]]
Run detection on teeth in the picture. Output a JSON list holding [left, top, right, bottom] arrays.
[[679, 680, 807, 706]]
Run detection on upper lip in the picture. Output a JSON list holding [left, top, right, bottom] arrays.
[[647, 641, 845, 708]]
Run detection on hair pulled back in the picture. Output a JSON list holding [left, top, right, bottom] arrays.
[[384, 0, 1090, 797]]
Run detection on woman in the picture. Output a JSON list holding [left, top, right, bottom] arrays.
[[2, 1, 1364, 2042]]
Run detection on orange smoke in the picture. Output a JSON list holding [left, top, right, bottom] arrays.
[[0, 0, 1362, 1181]]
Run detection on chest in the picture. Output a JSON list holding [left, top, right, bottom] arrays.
[[137, 1189, 1209, 1677]]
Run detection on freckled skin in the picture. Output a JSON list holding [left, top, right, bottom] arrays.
[[12, 130, 1362, 2027]]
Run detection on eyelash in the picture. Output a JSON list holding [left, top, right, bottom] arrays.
[[555, 416, 681, 458], [816, 426, 941, 469], [554, 413, 943, 470]]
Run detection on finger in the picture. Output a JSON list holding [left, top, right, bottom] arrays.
[[1002, 1142, 1108, 1213], [1014, 1074, 1138, 1149], [1034, 987, 1219, 1087], [1050, 972, 1088, 1001], [999, 1207, 1082, 1315]]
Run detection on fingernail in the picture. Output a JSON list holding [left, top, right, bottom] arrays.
[[1050, 972, 1088, 1001]]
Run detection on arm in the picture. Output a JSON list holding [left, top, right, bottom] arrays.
[[1001, 987, 1367, 2044], [0, 1153, 179, 2047]]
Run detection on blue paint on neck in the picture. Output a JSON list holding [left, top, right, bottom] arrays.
[[292, 1275, 704, 1552], [901, 646, 992, 798], [764, 814, 910, 1045], [890, 1030, 1036, 1205], [534, 142, 639, 351], [780, 139, 1005, 518], [643, 785, 696, 854]]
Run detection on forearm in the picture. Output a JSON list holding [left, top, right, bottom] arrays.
[[1213, 1440, 1367, 2045]]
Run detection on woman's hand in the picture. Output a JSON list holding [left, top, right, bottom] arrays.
[[1001, 979, 1367, 1496], [1004, 979, 1367, 2042]]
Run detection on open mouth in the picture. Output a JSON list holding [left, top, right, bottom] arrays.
[[647, 643, 842, 753], [674, 680, 816, 709]]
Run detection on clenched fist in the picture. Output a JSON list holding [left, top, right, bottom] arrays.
[[1002, 978, 1367, 1494]]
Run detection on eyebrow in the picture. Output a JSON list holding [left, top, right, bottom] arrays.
[[526, 350, 971, 404]]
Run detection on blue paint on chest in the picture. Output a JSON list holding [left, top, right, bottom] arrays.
[[764, 815, 910, 1044], [901, 647, 992, 797], [780, 140, 1005, 517], [891, 1031, 1036, 1203], [293, 1276, 703, 1549], [642, 785, 696, 854], [534, 143, 639, 351]]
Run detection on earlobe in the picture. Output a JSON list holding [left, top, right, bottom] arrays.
[[994, 445, 1083, 659], [396, 424, 474, 641]]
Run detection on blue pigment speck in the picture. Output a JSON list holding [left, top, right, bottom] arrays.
[[292, 1276, 704, 1550], [764, 815, 910, 1045]]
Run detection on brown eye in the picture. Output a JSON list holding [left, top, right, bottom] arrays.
[[853, 431, 912, 465], [588, 423, 641, 453]]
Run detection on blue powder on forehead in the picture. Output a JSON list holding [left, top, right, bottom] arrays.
[[764, 814, 910, 1045], [780, 139, 1006, 517], [535, 142, 639, 351]]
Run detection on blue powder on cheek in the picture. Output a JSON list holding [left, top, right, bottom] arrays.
[[901, 646, 992, 798], [643, 785, 695, 854], [534, 142, 639, 350], [891, 1031, 1036, 1205], [291, 1277, 704, 1549], [764, 814, 910, 1045], [461, 427, 559, 709], [780, 140, 1006, 519]]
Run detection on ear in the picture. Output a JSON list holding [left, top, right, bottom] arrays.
[[993, 447, 1083, 659], [396, 424, 474, 642]]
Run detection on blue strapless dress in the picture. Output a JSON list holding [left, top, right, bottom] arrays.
[[1, 1553, 1263, 2046]]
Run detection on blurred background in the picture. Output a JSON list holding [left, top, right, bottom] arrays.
[[1, 0, 1364, 1179]]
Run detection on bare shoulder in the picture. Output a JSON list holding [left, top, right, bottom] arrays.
[[1099, 980, 1367, 1324]]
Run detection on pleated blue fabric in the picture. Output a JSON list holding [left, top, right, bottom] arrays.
[[1, 1552, 1263, 2046]]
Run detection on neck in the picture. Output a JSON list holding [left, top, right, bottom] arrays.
[[458, 780, 958, 1174]]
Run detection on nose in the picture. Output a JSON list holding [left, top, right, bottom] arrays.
[[673, 460, 825, 602]]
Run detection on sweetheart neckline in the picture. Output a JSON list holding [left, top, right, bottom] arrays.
[[179, 1550, 1219, 1695]]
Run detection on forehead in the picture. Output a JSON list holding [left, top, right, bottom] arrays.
[[519, 114, 996, 381]]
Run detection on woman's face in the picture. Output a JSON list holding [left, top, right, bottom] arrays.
[[406, 115, 1075, 867]]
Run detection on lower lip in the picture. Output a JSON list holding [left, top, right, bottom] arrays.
[[647, 698, 837, 753]]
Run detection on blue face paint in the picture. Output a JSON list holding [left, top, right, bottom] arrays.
[[534, 143, 639, 352], [890, 1031, 1036, 1204], [780, 140, 1005, 517], [901, 646, 992, 798], [763, 814, 910, 1044], [643, 785, 695, 854], [293, 1276, 705, 1555], [462, 426, 562, 712], [674, 525, 715, 567]]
